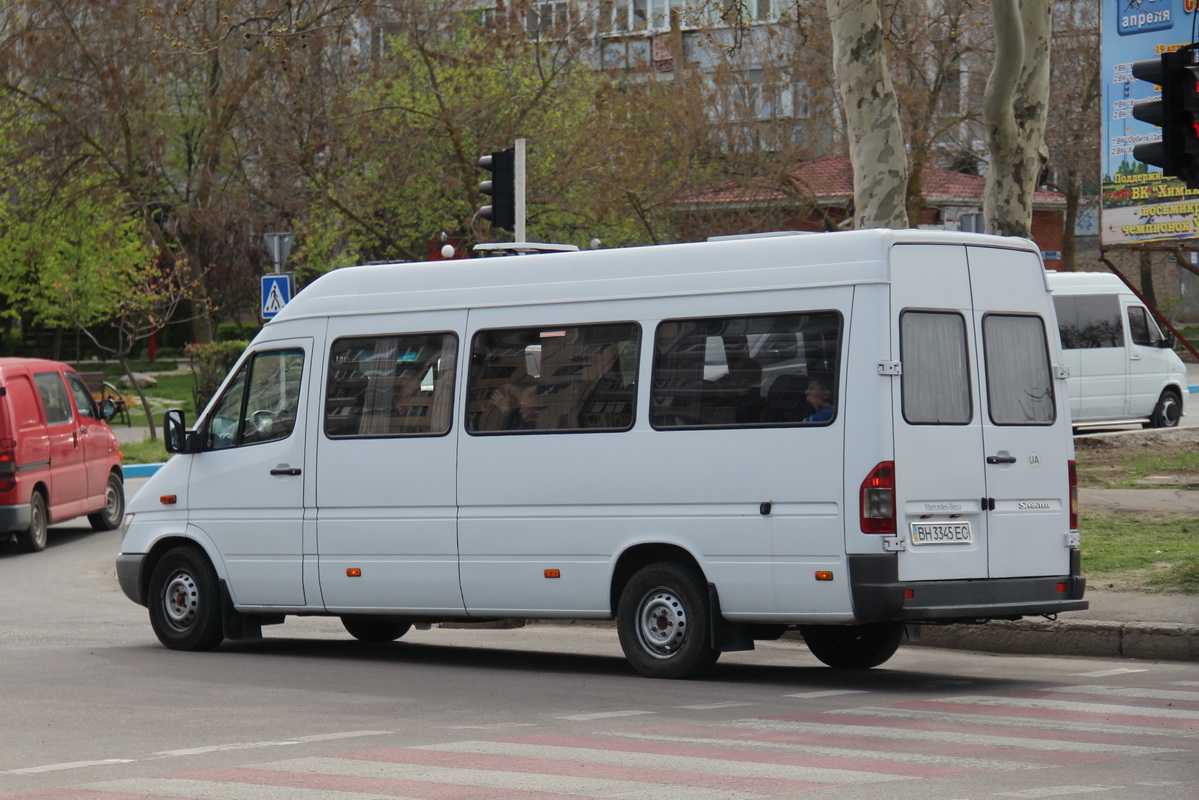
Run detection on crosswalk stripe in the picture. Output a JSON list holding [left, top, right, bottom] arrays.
[[779, 711, 1196, 747], [897, 696, 1199, 727], [829, 705, 1199, 738], [1047, 685, 1199, 703], [426, 735, 964, 779], [617, 724, 1132, 767]]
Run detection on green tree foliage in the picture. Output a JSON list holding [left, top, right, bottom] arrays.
[[293, 5, 705, 274]]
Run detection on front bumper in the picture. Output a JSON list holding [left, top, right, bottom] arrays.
[[116, 553, 147, 606]]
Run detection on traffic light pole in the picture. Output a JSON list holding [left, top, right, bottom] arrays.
[[515, 136, 527, 243]]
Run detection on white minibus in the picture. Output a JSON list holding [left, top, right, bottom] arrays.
[[116, 229, 1088, 678], [1047, 271, 1187, 430]]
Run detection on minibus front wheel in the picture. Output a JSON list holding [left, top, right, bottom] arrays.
[[147, 546, 225, 651], [617, 561, 720, 679], [798, 621, 904, 669]]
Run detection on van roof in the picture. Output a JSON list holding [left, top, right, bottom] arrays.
[[271, 229, 1039, 323], [1045, 271, 1129, 295]]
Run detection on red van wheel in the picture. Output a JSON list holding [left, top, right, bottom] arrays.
[[16, 492, 48, 553], [88, 473, 125, 532]]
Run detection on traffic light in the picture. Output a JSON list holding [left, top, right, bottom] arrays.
[[1131, 44, 1199, 189], [477, 148, 515, 231]]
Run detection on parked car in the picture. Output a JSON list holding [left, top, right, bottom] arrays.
[[0, 358, 125, 553]]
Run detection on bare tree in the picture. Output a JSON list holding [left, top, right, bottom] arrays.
[[983, 0, 1052, 237], [825, 0, 909, 228]]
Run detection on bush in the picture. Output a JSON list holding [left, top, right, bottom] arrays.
[[186, 340, 247, 413], [216, 322, 261, 342]]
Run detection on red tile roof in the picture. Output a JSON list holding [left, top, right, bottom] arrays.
[[684, 155, 1065, 208]]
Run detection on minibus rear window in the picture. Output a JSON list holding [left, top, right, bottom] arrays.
[[651, 312, 841, 429], [466, 323, 639, 434], [325, 333, 458, 438], [900, 311, 972, 425], [983, 314, 1056, 425]]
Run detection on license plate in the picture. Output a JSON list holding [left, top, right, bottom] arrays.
[[910, 521, 974, 545]]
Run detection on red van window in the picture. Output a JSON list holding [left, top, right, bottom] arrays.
[[33, 372, 73, 426]]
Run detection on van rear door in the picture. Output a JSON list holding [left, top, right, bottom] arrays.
[[889, 245, 1071, 582], [890, 244, 989, 581], [967, 246, 1071, 578]]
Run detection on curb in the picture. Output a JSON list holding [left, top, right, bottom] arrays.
[[907, 619, 1199, 662], [124, 463, 164, 478]]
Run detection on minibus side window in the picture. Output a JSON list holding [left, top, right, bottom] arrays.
[[651, 311, 841, 429], [466, 323, 639, 434], [983, 315, 1056, 425], [325, 333, 458, 438], [900, 311, 972, 425], [208, 349, 305, 449], [32, 372, 73, 426], [1053, 295, 1123, 349], [1127, 306, 1161, 346]]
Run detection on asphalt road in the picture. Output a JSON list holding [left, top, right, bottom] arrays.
[[1, 497, 1196, 798]]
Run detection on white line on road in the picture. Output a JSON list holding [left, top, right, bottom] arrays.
[[1070, 668, 1149, 678], [5, 758, 135, 775], [783, 690, 869, 699], [677, 702, 759, 710], [556, 710, 657, 721]]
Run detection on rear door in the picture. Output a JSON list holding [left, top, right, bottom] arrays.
[[890, 244, 989, 581], [969, 247, 1071, 578]]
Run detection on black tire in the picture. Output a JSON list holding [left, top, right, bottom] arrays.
[[341, 616, 412, 643], [88, 472, 125, 531], [1145, 390, 1182, 429], [799, 621, 904, 669], [16, 491, 48, 553], [147, 546, 225, 651], [617, 561, 719, 679]]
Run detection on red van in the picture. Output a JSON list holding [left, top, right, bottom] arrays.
[[0, 358, 125, 553]]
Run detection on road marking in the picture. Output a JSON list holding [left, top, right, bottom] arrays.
[[5, 758, 134, 775], [784, 690, 869, 699], [677, 702, 758, 710], [1071, 668, 1149, 677], [448, 723, 540, 730], [997, 787, 1114, 798], [919, 694, 1199, 721], [1050, 685, 1199, 702], [556, 710, 657, 721], [153, 730, 393, 757]]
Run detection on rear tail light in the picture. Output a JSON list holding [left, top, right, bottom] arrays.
[[861, 461, 896, 534], [0, 450, 15, 493], [1068, 459, 1078, 530]]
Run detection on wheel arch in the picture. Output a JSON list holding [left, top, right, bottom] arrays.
[[609, 542, 706, 616], [136, 532, 226, 607]]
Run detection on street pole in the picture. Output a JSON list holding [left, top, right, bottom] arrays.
[[515, 136, 526, 243]]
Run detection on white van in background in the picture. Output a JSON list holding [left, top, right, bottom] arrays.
[[115, 230, 1088, 679], [1047, 272, 1187, 430]]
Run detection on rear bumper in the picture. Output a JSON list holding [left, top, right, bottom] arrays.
[[0, 503, 31, 534], [849, 552, 1088, 623]]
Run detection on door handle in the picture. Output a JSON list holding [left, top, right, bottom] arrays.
[[270, 467, 301, 476], [986, 455, 1017, 465]]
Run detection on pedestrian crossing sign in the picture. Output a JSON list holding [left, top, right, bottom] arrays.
[[261, 274, 292, 319]]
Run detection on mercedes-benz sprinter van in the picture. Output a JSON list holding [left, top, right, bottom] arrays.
[[1048, 272, 1187, 430], [116, 230, 1087, 678]]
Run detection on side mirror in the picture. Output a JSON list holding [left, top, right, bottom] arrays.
[[99, 398, 117, 420], [163, 409, 200, 454], [1161, 331, 1177, 349]]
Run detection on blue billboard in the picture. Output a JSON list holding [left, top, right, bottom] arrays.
[[1102, 0, 1199, 245]]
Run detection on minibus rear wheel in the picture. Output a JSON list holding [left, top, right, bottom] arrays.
[[617, 561, 720, 679], [341, 616, 412, 643], [799, 621, 904, 669], [148, 546, 224, 651]]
